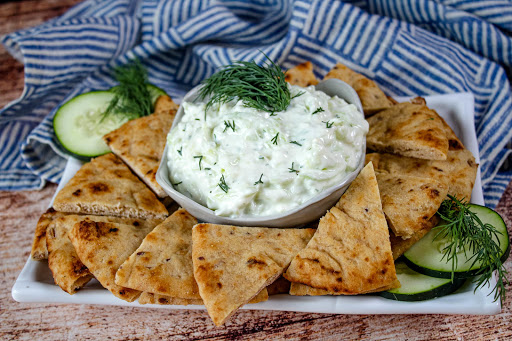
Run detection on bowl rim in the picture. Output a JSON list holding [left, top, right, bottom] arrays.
[[156, 79, 366, 225]]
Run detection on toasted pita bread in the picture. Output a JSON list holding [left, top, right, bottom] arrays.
[[153, 94, 179, 115], [367, 149, 477, 202], [289, 279, 401, 296], [47, 215, 160, 295], [284, 163, 398, 294], [46, 215, 94, 294], [115, 208, 200, 299], [323, 63, 393, 116], [103, 96, 178, 198], [53, 153, 168, 220], [367, 102, 449, 160], [390, 216, 439, 260], [138, 288, 268, 306], [285, 61, 318, 87], [31, 208, 68, 260], [192, 223, 315, 326], [266, 276, 291, 295], [69, 217, 158, 302], [376, 172, 448, 239]]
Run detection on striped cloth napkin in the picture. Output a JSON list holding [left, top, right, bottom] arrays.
[[1, 0, 511, 208]]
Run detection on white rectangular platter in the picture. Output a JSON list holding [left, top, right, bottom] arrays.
[[12, 92, 502, 315]]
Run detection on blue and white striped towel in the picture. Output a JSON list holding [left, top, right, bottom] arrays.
[[1, 0, 511, 208]]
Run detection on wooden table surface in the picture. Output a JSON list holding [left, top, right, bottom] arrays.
[[1, 1, 511, 340]]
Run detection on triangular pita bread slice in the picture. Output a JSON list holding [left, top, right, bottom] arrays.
[[46, 215, 93, 294], [47, 215, 160, 295], [138, 288, 268, 306], [103, 95, 178, 198], [366, 102, 449, 160], [115, 208, 200, 299], [323, 63, 393, 116], [375, 172, 448, 239], [192, 224, 315, 326], [69, 217, 159, 302], [367, 148, 477, 202], [266, 276, 291, 295], [284, 162, 398, 294], [289, 280, 401, 296], [285, 61, 318, 87], [31, 208, 68, 260], [53, 153, 168, 220], [390, 216, 439, 260]]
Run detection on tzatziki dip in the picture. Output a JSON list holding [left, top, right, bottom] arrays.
[[167, 84, 368, 217]]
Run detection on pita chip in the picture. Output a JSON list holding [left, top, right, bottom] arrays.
[[389, 216, 439, 260], [367, 148, 477, 202], [289, 279, 401, 296], [53, 153, 168, 220], [47, 215, 160, 295], [69, 217, 158, 302], [103, 95, 178, 198], [138, 288, 268, 306], [366, 102, 449, 160], [46, 215, 94, 294], [366, 102, 450, 160], [284, 163, 398, 294], [192, 223, 315, 326], [376, 172, 448, 239], [285, 61, 318, 87], [31, 208, 68, 260], [115, 208, 200, 299], [323, 63, 393, 116]]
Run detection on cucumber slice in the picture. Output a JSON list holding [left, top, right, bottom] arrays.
[[403, 204, 510, 279], [53, 91, 128, 158], [53, 84, 168, 159], [379, 261, 466, 301]]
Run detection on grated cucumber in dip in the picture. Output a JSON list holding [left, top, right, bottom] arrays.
[[167, 84, 368, 217]]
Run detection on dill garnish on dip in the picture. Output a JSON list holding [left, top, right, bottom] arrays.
[[166, 57, 368, 217]]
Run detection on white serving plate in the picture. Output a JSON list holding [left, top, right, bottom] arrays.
[[12, 92, 501, 315]]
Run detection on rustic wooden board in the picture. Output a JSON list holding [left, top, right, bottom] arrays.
[[1, 1, 511, 339]]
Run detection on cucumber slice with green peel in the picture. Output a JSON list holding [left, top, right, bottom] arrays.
[[53, 91, 130, 158], [53, 84, 168, 159], [379, 261, 466, 301], [403, 204, 510, 279]]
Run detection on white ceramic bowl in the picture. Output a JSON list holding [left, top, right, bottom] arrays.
[[156, 78, 365, 227]]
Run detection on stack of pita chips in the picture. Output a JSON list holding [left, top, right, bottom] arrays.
[[30, 95, 180, 299], [285, 163, 399, 296], [364, 97, 477, 258]]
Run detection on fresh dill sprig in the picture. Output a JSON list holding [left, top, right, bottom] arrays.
[[288, 162, 299, 174], [290, 141, 302, 146], [435, 195, 509, 303], [254, 174, 264, 185], [271, 132, 279, 145], [177, 146, 182, 156], [218, 175, 229, 193], [101, 59, 153, 122], [193, 155, 203, 170], [223, 120, 236, 132], [312, 107, 325, 115], [198, 54, 293, 115]]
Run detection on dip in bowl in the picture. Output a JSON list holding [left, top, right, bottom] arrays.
[[156, 78, 367, 227]]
